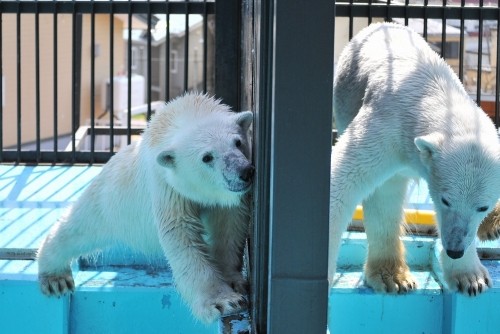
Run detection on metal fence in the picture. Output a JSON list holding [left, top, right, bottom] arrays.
[[335, 0, 500, 127], [0, 0, 226, 164]]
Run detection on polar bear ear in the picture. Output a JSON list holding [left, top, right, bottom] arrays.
[[415, 133, 444, 159], [157, 151, 175, 168], [235, 111, 253, 133]]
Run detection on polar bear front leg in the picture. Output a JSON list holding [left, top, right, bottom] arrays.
[[206, 201, 250, 295], [441, 243, 492, 296], [158, 215, 246, 323], [362, 175, 416, 293], [37, 214, 106, 297]]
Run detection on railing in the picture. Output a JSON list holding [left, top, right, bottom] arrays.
[[0, 0, 242, 164], [335, 0, 500, 127]]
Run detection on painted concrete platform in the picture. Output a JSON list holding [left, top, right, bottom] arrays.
[[330, 233, 500, 334], [0, 165, 247, 334], [1, 165, 500, 333]]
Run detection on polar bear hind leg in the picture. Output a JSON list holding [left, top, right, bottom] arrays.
[[477, 202, 500, 241], [362, 174, 416, 293]]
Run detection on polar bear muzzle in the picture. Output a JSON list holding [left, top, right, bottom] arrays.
[[223, 156, 255, 193]]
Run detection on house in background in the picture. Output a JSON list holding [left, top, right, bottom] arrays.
[[1, 13, 129, 149], [125, 14, 215, 102]]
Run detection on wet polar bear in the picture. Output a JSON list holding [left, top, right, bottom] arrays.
[[37, 93, 254, 323], [330, 23, 500, 295]]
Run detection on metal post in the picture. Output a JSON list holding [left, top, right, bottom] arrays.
[[253, 0, 334, 332], [215, 0, 241, 109]]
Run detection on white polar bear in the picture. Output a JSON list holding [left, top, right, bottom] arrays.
[[37, 93, 254, 323], [330, 22, 500, 296]]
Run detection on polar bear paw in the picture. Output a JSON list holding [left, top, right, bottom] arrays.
[[39, 270, 75, 297], [193, 286, 247, 323], [444, 264, 492, 296], [224, 272, 249, 295], [364, 259, 417, 293]]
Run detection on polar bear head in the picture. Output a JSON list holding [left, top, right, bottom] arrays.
[[415, 132, 500, 259], [145, 93, 254, 207]]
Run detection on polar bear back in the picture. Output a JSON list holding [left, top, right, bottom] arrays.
[[333, 22, 496, 147]]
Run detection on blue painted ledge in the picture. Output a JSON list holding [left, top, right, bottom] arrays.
[[0, 165, 249, 334], [330, 232, 500, 334], [2, 165, 500, 334]]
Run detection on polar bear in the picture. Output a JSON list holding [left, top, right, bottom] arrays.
[[37, 93, 254, 323], [330, 22, 500, 296]]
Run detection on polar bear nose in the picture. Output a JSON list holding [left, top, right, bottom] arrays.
[[239, 165, 255, 183], [446, 249, 464, 259]]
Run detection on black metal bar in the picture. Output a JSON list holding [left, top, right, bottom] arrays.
[[0, 151, 114, 164], [165, 3, 171, 101], [441, 0, 447, 59], [459, 0, 465, 82], [90, 0, 96, 163], [35, 2, 40, 162], [404, 0, 409, 26], [71, 3, 76, 162], [127, 0, 132, 145], [477, 0, 484, 105], [496, 5, 500, 127], [202, 0, 208, 93], [349, 0, 354, 40], [0, 1, 215, 15], [184, 1, 190, 92], [423, 0, 428, 40], [83, 126, 143, 136], [109, 2, 115, 153], [385, 0, 391, 22], [215, 0, 241, 108], [16, 3, 21, 163], [53, 1, 59, 162], [334, 3, 500, 21], [147, 0, 152, 120], [368, 0, 373, 25], [0, 11, 3, 162]]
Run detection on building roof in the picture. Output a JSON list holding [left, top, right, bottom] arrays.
[[393, 18, 462, 37]]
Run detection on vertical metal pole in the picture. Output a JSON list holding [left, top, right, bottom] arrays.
[[441, 0, 447, 59], [16, 2, 21, 162], [495, 4, 500, 127], [71, 2, 83, 162], [147, 0, 152, 120], [0, 11, 3, 162], [423, 0, 428, 40], [109, 0, 115, 153], [254, 0, 333, 332], [477, 0, 484, 105], [53, 0, 59, 161], [202, 0, 208, 93], [165, 2, 171, 101], [90, 0, 96, 162], [184, 0, 190, 93], [215, 0, 241, 108], [127, 0, 132, 145], [35, 2, 40, 162], [459, 0, 465, 82]]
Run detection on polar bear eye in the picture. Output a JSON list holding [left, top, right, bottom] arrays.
[[477, 206, 489, 213], [202, 154, 214, 163], [235, 139, 242, 148], [441, 197, 451, 207]]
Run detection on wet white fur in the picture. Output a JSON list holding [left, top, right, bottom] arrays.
[[37, 93, 254, 322], [330, 23, 500, 295]]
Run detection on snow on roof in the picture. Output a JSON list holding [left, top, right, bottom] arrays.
[[393, 18, 462, 36], [123, 14, 204, 44]]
